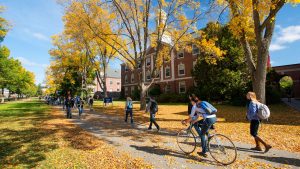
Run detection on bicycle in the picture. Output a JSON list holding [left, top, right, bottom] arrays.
[[177, 122, 237, 165]]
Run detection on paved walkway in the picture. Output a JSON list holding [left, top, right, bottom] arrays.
[[59, 107, 300, 169], [282, 98, 300, 112]]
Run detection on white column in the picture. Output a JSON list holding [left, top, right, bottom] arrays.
[[171, 50, 175, 80]]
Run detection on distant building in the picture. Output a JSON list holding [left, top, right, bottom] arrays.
[[93, 68, 121, 98], [121, 45, 199, 97]]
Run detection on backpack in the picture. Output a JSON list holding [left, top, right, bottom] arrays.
[[127, 101, 133, 109], [257, 103, 270, 120], [150, 101, 158, 113], [197, 101, 217, 115]]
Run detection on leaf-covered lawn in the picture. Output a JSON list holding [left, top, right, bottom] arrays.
[[94, 101, 300, 153], [0, 99, 152, 169]]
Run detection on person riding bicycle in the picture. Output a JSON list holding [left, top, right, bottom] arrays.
[[182, 96, 217, 158]]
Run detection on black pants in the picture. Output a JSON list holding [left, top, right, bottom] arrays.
[[125, 109, 133, 123], [250, 120, 260, 137], [149, 113, 159, 129]]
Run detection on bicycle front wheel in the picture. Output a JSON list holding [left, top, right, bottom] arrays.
[[177, 129, 196, 154], [208, 134, 237, 165]]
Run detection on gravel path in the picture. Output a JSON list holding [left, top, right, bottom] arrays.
[[60, 107, 300, 169]]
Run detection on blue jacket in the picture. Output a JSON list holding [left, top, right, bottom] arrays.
[[247, 101, 260, 121]]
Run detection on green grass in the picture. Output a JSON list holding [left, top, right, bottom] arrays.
[[0, 99, 52, 169]]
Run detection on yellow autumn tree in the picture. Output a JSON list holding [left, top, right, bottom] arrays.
[[62, 0, 120, 97], [59, 0, 224, 109], [0, 5, 10, 43], [216, 0, 300, 103]]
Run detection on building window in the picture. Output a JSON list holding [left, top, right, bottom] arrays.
[[131, 73, 135, 83], [177, 50, 184, 59], [178, 63, 185, 76], [165, 85, 171, 93], [131, 86, 135, 95], [192, 44, 200, 55], [125, 75, 128, 83], [110, 80, 113, 85], [125, 66, 129, 72], [117, 88, 120, 92], [138, 60, 142, 69], [146, 57, 151, 67], [117, 82, 120, 85], [125, 87, 128, 95], [165, 66, 170, 77], [146, 70, 151, 81], [179, 81, 186, 94]]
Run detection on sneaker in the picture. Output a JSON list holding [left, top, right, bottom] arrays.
[[264, 145, 272, 153], [197, 152, 208, 158], [157, 127, 160, 132], [250, 147, 263, 151], [148, 128, 152, 130]]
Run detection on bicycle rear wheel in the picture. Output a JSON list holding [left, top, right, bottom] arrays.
[[208, 134, 237, 165], [177, 129, 196, 154]]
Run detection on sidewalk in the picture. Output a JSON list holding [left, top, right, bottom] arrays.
[[282, 98, 300, 112], [59, 107, 300, 169]]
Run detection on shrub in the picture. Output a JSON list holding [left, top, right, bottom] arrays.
[[157, 93, 188, 103], [148, 85, 161, 96]]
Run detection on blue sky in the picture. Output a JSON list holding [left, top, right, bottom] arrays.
[[1, 1, 300, 84]]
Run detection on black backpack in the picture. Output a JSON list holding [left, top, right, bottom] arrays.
[[150, 101, 158, 113]]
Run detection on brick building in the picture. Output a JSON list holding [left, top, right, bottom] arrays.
[[273, 63, 300, 99], [121, 45, 200, 97]]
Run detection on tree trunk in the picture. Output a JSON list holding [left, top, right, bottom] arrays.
[[103, 66, 108, 98], [140, 83, 147, 110], [253, 41, 269, 104]]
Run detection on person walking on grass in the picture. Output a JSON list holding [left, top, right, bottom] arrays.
[[88, 96, 94, 112], [65, 96, 73, 119], [125, 97, 134, 124], [246, 91, 272, 153], [146, 96, 160, 131]]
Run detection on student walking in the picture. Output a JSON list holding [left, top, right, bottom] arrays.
[[65, 96, 73, 119], [77, 97, 84, 118], [88, 96, 94, 112], [246, 91, 272, 153], [125, 97, 134, 124], [146, 96, 160, 131]]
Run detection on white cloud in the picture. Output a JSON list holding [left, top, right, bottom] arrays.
[[32, 32, 50, 41], [23, 28, 50, 42], [269, 44, 286, 51], [16, 57, 48, 68], [270, 25, 300, 52]]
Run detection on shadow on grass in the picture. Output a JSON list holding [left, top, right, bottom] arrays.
[[0, 101, 102, 168], [0, 127, 58, 168]]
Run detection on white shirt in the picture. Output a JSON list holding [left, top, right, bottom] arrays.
[[190, 104, 216, 119]]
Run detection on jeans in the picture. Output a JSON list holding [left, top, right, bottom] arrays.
[[125, 109, 133, 123], [149, 112, 159, 129], [78, 107, 83, 116], [66, 107, 72, 119], [193, 117, 217, 153]]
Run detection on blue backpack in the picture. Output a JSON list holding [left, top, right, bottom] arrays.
[[197, 101, 217, 115], [127, 101, 133, 109]]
